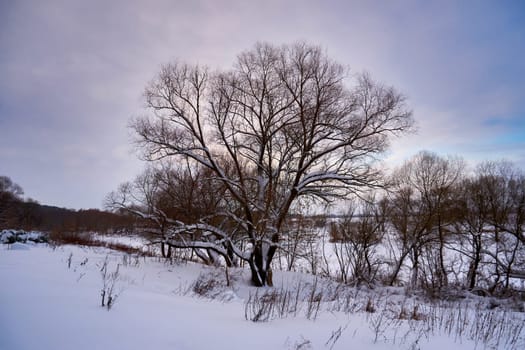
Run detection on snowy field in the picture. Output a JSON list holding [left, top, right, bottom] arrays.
[[1, 243, 524, 350]]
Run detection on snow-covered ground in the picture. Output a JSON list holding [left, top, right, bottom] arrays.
[[1, 243, 524, 350], [91, 232, 153, 252]]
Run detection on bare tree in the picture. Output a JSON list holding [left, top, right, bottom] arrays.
[[465, 161, 525, 294], [454, 176, 491, 291], [124, 42, 413, 286], [330, 197, 386, 286], [385, 185, 434, 287], [274, 212, 320, 272], [106, 163, 229, 262], [387, 151, 464, 290], [0, 176, 24, 198], [0, 176, 25, 229]]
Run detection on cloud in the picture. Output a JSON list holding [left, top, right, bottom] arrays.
[[1, 0, 524, 208]]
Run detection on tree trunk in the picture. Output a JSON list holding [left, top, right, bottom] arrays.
[[249, 239, 276, 287], [161, 242, 172, 258], [161, 242, 167, 258], [410, 249, 420, 288], [388, 247, 411, 286], [437, 226, 448, 288], [467, 235, 482, 290]]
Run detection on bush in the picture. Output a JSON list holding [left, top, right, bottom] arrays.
[[0, 229, 48, 244]]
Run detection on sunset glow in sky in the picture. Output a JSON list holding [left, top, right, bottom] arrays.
[[1, 0, 524, 209]]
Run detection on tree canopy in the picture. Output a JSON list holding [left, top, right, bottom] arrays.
[[109, 42, 413, 286]]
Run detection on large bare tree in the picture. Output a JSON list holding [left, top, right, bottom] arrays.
[[121, 42, 413, 286]]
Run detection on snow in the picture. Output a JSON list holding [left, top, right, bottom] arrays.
[[0, 243, 523, 350], [92, 233, 149, 249], [6, 242, 30, 250]]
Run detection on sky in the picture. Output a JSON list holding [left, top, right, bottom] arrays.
[[1, 0, 524, 210]]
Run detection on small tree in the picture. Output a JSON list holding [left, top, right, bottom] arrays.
[[454, 176, 491, 291], [385, 185, 434, 287], [117, 42, 413, 286], [107, 163, 229, 263], [0, 176, 25, 229], [330, 197, 386, 285], [387, 151, 464, 290], [465, 161, 525, 294]]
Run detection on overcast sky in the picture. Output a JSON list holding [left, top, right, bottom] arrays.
[[1, 0, 524, 209]]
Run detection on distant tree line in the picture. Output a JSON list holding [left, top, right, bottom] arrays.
[[0, 175, 136, 233]]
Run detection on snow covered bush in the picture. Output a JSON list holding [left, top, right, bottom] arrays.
[[191, 271, 226, 298], [0, 229, 48, 244], [189, 269, 240, 301]]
